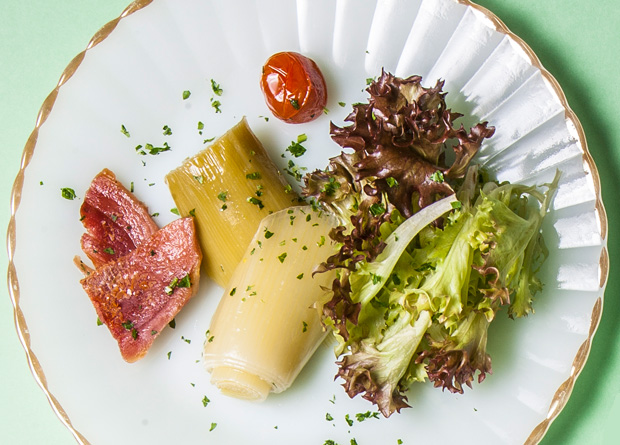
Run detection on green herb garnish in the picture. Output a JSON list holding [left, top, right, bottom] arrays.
[[61, 187, 76, 200]]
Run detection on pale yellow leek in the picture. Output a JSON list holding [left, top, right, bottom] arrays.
[[165, 118, 297, 287], [203, 205, 338, 400]]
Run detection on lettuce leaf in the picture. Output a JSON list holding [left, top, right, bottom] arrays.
[[303, 71, 558, 417]]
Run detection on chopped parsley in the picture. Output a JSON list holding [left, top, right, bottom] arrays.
[[170, 207, 180, 215], [386, 176, 398, 188], [211, 98, 222, 113], [229, 287, 237, 296], [286, 140, 306, 158], [264, 229, 274, 239], [302, 321, 308, 333], [355, 411, 380, 422], [167, 351, 172, 360], [322, 177, 341, 196], [168, 318, 176, 329], [182, 90, 191, 100], [209, 423, 217, 432], [103, 247, 115, 255], [369, 202, 386, 216], [345, 414, 354, 427], [338, 101, 346, 107], [202, 396, 210, 407], [296, 273, 304, 280], [451, 200, 462, 209], [247, 196, 264, 209], [136, 142, 171, 155], [277, 252, 287, 263], [165, 274, 191, 295], [210, 79, 223, 96], [245, 171, 262, 180], [217, 191, 228, 202], [162, 125, 172, 136], [120, 124, 130, 137], [96, 317, 103, 326], [194, 175, 204, 184], [430, 170, 445, 183], [61, 187, 76, 200], [325, 413, 333, 421], [121, 321, 137, 339], [284, 159, 307, 182], [290, 98, 300, 109], [197, 121, 204, 130]]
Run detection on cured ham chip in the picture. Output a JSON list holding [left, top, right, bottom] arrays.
[[80, 217, 202, 362], [80, 168, 158, 268]]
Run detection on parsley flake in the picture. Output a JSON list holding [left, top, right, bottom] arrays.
[[211, 98, 222, 113], [182, 90, 191, 100], [386, 177, 398, 188], [245, 171, 262, 180], [210, 79, 223, 96], [430, 170, 445, 183], [247, 196, 264, 209], [61, 187, 76, 200], [286, 141, 306, 158]]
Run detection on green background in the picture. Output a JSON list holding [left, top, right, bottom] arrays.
[[1, 0, 618, 443]]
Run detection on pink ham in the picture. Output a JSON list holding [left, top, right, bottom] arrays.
[[80, 169, 158, 268], [79, 217, 202, 362]]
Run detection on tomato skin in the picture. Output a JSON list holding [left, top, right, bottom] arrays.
[[260, 52, 328, 124]]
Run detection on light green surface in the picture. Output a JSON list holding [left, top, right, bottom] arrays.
[[1, 1, 618, 443]]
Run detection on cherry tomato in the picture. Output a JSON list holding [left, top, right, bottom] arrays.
[[260, 52, 328, 124]]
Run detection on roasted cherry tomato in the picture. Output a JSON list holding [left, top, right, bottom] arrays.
[[260, 52, 328, 124]]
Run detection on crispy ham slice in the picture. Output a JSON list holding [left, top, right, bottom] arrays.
[[79, 217, 202, 362], [80, 168, 158, 268]]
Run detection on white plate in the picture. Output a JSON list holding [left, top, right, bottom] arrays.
[[7, 0, 608, 444]]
